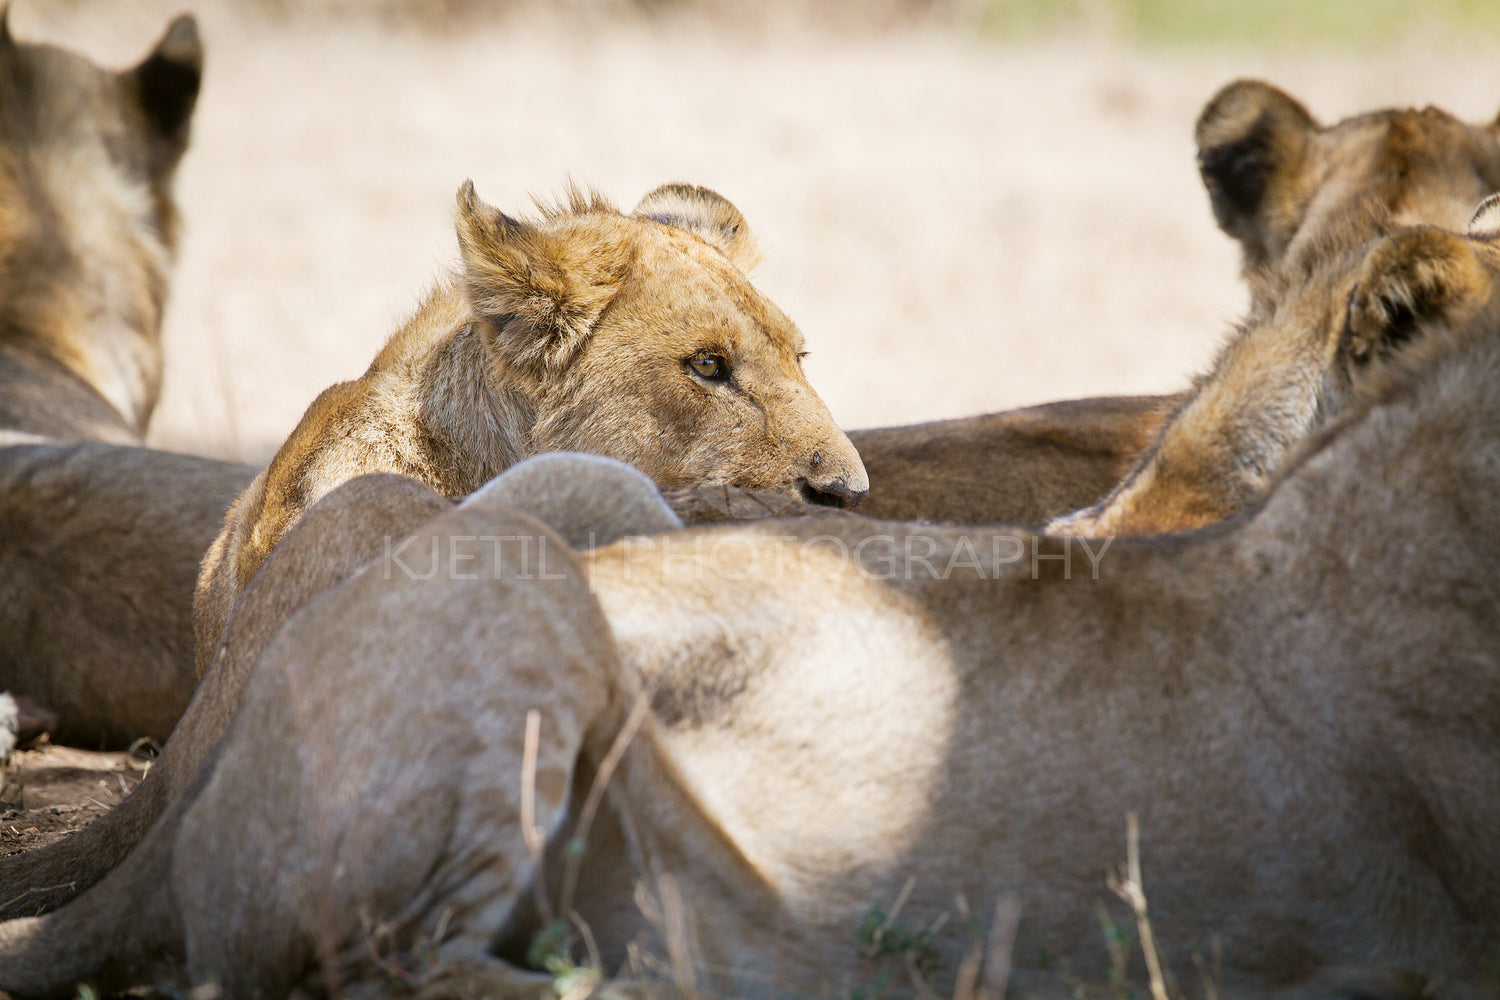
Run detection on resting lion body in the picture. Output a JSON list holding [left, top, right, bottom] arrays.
[[3, 222, 1499, 997], [0, 14, 262, 748]]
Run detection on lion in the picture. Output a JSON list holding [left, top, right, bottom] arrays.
[[0, 14, 261, 749], [1044, 207, 1467, 537], [0, 12, 201, 444], [188, 180, 871, 671], [3, 221, 1499, 998], [1195, 78, 1500, 306], [856, 80, 1500, 528], [1047, 84, 1500, 536], [9, 80, 1500, 917]]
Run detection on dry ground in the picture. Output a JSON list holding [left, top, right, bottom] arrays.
[[0, 744, 146, 863], [19, 4, 1500, 464]]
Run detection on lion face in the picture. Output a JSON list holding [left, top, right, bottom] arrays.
[[455, 183, 869, 507], [1196, 80, 1500, 295]]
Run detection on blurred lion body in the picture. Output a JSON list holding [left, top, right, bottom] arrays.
[[2, 225, 1500, 998], [0, 14, 258, 749], [0, 14, 200, 444]]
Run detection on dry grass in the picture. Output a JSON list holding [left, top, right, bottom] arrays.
[[21, 3, 1500, 467]]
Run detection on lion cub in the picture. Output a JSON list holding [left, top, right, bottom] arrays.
[[1051, 81, 1500, 537], [193, 182, 868, 664]]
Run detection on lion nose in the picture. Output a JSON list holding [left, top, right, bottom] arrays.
[[796, 441, 870, 508], [797, 477, 869, 509]]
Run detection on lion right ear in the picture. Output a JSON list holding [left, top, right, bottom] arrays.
[[1195, 80, 1318, 268], [1345, 227, 1493, 366], [631, 184, 762, 273], [455, 181, 632, 374], [121, 14, 203, 174]]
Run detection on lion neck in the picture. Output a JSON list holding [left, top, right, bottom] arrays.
[[0, 154, 170, 440], [366, 283, 540, 498]]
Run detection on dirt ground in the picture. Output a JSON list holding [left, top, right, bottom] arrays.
[[0, 744, 147, 865]]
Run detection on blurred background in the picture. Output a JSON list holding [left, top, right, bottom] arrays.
[[20, 0, 1500, 461]]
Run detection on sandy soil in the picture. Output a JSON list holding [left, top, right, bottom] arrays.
[[17, 5, 1500, 464]]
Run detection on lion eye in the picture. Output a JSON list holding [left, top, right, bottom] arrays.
[[687, 353, 728, 381]]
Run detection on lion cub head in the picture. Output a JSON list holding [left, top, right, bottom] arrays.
[[194, 182, 867, 667], [453, 181, 868, 506], [1197, 81, 1500, 300], [0, 14, 202, 440]]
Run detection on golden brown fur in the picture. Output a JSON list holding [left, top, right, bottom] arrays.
[[1047, 219, 1379, 536], [1196, 79, 1500, 299], [1051, 208, 1500, 537], [1049, 84, 1500, 536], [854, 83, 1500, 532], [4, 223, 1500, 998], [190, 181, 869, 669]]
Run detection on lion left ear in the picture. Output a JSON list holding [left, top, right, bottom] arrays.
[[455, 181, 631, 374], [122, 14, 203, 173], [1345, 227, 1492, 365], [632, 183, 761, 273], [1195, 80, 1319, 269]]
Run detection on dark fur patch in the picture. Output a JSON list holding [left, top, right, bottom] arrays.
[[1199, 111, 1278, 235], [649, 636, 751, 729], [133, 51, 200, 144]]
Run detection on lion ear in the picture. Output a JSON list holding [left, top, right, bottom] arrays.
[[1466, 191, 1500, 240], [454, 181, 631, 374], [631, 183, 761, 272], [1195, 80, 1318, 268], [121, 14, 202, 171], [1345, 227, 1492, 365]]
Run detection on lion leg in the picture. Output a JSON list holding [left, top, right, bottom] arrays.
[[169, 506, 620, 996], [0, 474, 453, 919]]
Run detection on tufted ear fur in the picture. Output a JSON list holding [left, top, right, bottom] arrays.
[[631, 183, 761, 272], [1344, 227, 1493, 367], [1466, 191, 1500, 240], [1196, 80, 1318, 268], [121, 14, 203, 176], [454, 180, 633, 374]]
